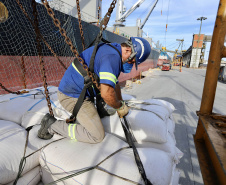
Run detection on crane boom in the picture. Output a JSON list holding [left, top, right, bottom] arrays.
[[140, 0, 159, 29], [117, 0, 145, 22]]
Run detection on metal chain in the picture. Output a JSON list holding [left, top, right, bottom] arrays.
[[97, 5, 100, 25], [41, 0, 117, 91], [99, 0, 117, 31], [0, 83, 26, 94], [32, 0, 53, 116], [0, 55, 28, 94], [40, 0, 100, 90], [15, 0, 67, 70], [21, 55, 27, 89], [76, 0, 85, 51]]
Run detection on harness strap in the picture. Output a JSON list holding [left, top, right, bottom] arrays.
[[89, 32, 103, 73], [73, 58, 95, 98], [70, 58, 95, 120], [72, 80, 92, 119], [106, 43, 122, 61]]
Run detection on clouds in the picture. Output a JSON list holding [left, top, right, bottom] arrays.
[[102, 0, 219, 59]]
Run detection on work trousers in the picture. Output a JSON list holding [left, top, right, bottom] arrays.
[[48, 91, 105, 143]]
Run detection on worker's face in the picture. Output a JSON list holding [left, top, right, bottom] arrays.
[[122, 47, 136, 64]]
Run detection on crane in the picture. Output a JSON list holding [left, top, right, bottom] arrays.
[[114, 0, 159, 30], [116, 0, 145, 23], [139, 0, 158, 29]]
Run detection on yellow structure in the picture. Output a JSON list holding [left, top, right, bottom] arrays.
[[194, 0, 226, 184]]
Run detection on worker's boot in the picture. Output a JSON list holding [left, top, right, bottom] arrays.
[[38, 113, 56, 140]]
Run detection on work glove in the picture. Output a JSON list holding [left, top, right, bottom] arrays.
[[117, 101, 130, 118], [96, 94, 116, 118]]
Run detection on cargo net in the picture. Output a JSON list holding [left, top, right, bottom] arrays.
[[0, 0, 127, 95]]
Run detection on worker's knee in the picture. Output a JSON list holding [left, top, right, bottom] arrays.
[[93, 131, 105, 143]]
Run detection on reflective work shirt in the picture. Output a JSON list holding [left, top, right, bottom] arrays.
[[58, 43, 122, 98]]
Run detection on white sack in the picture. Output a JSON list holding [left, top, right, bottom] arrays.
[[23, 86, 58, 100], [6, 166, 41, 185], [132, 103, 171, 121], [40, 136, 176, 185], [40, 133, 130, 184], [0, 97, 42, 124], [102, 110, 168, 143], [170, 168, 181, 185], [25, 86, 58, 99], [0, 86, 58, 103], [0, 120, 28, 184], [144, 99, 175, 115], [21, 99, 70, 128], [135, 133, 175, 155], [100, 148, 176, 185], [122, 93, 136, 100], [33, 86, 58, 94], [167, 117, 176, 135], [0, 121, 62, 184]]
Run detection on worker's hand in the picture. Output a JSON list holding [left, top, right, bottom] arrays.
[[117, 101, 130, 118]]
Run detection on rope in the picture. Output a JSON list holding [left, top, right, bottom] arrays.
[[164, 0, 171, 47], [13, 125, 64, 185], [46, 146, 142, 185], [13, 126, 32, 185]]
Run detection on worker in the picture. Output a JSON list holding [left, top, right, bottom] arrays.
[[38, 37, 151, 144]]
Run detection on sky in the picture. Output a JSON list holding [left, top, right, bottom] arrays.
[[102, 0, 220, 60]]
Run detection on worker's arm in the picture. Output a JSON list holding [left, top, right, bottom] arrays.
[[100, 83, 122, 109], [115, 83, 123, 101]]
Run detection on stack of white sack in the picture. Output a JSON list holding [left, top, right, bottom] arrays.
[[101, 94, 183, 163], [0, 86, 182, 184], [40, 133, 179, 185], [0, 87, 63, 184], [0, 120, 63, 184]]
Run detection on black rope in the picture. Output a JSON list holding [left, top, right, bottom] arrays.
[[120, 117, 153, 185], [47, 166, 96, 185], [13, 126, 33, 185], [13, 157, 27, 185], [46, 146, 144, 185], [13, 125, 64, 185]]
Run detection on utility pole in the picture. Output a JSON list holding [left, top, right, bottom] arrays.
[[194, 17, 207, 67]]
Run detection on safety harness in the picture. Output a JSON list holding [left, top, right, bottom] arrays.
[[70, 34, 122, 122]]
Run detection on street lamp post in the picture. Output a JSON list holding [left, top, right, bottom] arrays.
[[194, 17, 207, 67]]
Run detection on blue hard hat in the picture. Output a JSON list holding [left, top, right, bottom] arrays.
[[131, 37, 151, 69]]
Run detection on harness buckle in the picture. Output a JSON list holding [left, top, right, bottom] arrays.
[[84, 75, 92, 88]]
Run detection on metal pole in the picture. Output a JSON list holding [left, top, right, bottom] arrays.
[[180, 41, 183, 72], [180, 57, 182, 72]]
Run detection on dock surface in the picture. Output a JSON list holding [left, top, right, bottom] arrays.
[[121, 67, 226, 185]]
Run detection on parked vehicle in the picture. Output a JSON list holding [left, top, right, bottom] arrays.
[[161, 62, 170, 71], [218, 65, 226, 81]]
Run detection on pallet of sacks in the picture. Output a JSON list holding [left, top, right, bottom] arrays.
[[0, 86, 183, 185]]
